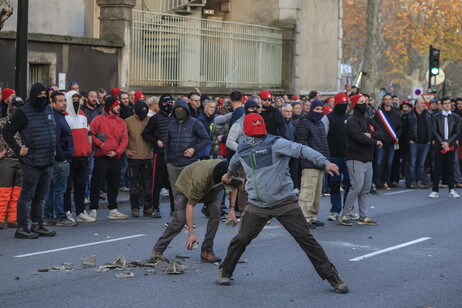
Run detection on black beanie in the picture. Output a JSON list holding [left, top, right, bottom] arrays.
[[212, 161, 229, 184], [104, 96, 119, 112]]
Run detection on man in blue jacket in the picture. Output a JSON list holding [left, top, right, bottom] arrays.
[[43, 92, 75, 227], [164, 99, 210, 197], [2, 83, 57, 239], [216, 113, 348, 294]]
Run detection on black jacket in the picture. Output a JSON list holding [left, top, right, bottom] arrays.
[[295, 115, 330, 169], [260, 105, 286, 137], [326, 111, 350, 158], [345, 110, 383, 163], [432, 112, 461, 148], [142, 110, 171, 154], [373, 106, 402, 146], [165, 100, 210, 167], [405, 109, 433, 143]]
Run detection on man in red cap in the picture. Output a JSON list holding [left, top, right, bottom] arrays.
[[1, 88, 16, 118], [89, 96, 129, 220], [259, 90, 286, 137], [216, 113, 348, 294], [339, 94, 383, 227]]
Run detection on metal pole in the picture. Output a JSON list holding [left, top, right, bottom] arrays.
[[15, 0, 29, 100], [428, 45, 432, 91]]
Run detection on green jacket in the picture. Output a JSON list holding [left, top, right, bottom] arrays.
[[175, 159, 223, 206]]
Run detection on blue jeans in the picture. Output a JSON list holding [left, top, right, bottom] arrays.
[[44, 161, 70, 220], [328, 157, 350, 214], [373, 145, 395, 186], [408, 143, 430, 183]]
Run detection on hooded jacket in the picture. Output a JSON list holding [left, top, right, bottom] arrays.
[[65, 91, 91, 158], [230, 134, 330, 208], [345, 110, 383, 162], [2, 82, 56, 168], [164, 99, 210, 167], [142, 108, 171, 154], [295, 114, 330, 169], [90, 110, 128, 159]]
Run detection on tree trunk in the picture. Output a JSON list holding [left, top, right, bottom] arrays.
[[0, 0, 13, 30], [362, 0, 383, 98]]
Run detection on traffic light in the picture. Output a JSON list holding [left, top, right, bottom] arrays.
[[429, 45, 440, 76]]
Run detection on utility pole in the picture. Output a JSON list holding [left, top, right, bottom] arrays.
[[15, 0, 28, 100]]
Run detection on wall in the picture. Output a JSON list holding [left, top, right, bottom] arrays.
[[297, 0, 340, 93], [0, 33, 121, 94], [2, 0, 96, 37]]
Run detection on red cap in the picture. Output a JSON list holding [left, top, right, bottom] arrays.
[[323, 105, 332, 115], [350, 94, 364, 108], [1, 88, 15, 100], [292, 95, 299, 101], [242, 95, 249, 103], [259, 90, 272, 100], [334, 93, 349, 106], [243, 113, 267, 137], [111, 88, 121, 97], [134, 91, 145, 102]]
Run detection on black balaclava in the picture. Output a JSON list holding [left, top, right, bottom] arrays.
[[244, 99, 259, 115], [333, 103, 348, 115], [212, 161, 230, 184], [159, 94, 174, 115], [134, 100, 148, 120], [354, 104, 367, 115], [174, 108, 188, 121], [29, 82, 48, 112]]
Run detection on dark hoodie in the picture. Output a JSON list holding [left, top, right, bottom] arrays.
[[2, 82, 57, 167], [164, 99, 210, 167]]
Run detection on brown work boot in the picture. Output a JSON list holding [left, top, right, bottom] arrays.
[[143, 208, 153, 217], [131, 208, 140, 218], [150, 250, 168, 263], [201, 251, 222, 263], [327, 266, 348, 293]]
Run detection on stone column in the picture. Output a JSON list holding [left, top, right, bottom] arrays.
[[97, 0, 136, 89]]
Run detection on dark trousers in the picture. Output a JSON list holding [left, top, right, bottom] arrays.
[[289, 157, 301, 190], [152, 154, 174, 211], [17, 164, 53, 229], [219, 202, 335, 280], [90, 156, 121, 210], [432, 147, 455, 192], [328, 157, 350, 214], [128, 158, 153, 210], [153, 194, 221, 253], [64, 158, 89, 215]]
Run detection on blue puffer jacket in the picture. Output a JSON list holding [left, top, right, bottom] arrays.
[[164, 99, 210, 167], [295, 115, 330, 169]]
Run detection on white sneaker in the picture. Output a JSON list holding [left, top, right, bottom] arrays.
[[428, 191, 439, 198], [327, 212, 339, 221], [89, 209, 97, 219], [107, 209, 128, 220], [449, 189, 460, 198], [160, 188, 169, 197], [66, 211, 76, 223], [84, 197, 90, 205], [77, 211, 96, 223], [119, 186, 130, 192]]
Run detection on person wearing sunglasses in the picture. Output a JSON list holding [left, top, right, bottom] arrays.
[[259, 90, 286, 137]]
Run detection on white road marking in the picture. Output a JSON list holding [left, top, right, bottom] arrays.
[[349, 237, 431, 261], [383, 190, 414, 195], [15, 234, 147, 258]]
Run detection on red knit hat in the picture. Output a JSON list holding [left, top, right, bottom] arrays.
[[323, 105, 332, 115], [259, 90, 272, 100], [350, 94, 364, 108], [2, 88, 15, 101], [134, 91, 145, 102], [111, 88, 121, 97], [243, 113, 267, 137], [333, 93, 348, 106]]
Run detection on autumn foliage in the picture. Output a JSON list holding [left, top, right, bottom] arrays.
[[343, 0, 462, 93]]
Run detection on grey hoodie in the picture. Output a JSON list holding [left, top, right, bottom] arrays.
[[229, 134, 330, 208]]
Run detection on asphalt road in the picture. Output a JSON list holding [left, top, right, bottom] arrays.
[[1, 186, 461, 308]]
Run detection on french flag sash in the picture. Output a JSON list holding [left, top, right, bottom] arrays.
[[377, 110, 398, 144]]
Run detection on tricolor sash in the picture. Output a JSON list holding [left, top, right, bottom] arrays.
[[377, 110, 398, 144]]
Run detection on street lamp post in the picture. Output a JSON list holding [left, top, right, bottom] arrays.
[[15, 0, 28, 100]]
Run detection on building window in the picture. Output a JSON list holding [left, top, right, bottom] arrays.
[[29, 63, 50, 88]]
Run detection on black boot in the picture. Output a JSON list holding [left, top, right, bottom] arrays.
[[14, 228, 39, 239], [31, 224, 56, 237]]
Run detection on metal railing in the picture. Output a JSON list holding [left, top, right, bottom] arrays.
[[141, 0, 202, 13], [130, 10, 283, 89]]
